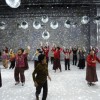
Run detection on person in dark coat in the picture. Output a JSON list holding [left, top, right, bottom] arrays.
[[86, 50, 100, 86], [72, 47, 78, 66], [78, 48, 86, 69], [32, 54, 51, 100]]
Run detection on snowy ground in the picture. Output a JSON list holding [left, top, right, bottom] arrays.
[[0, 61, 100, 100]]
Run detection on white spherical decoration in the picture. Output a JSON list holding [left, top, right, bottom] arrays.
[[64, 20, 71, 28], [5, 0, 21, 8], [93, 16, 100, 24], [42, 31, 50, 40], [33, 21, 41, 29], [41, 16, 49, 23], [20, 21, 28, 29], [0, 22, 6, 30], [81, 16, 89, 24], [50, 21, 58, 29]]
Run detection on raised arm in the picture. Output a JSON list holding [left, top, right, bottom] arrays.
[[24, 46, 30, 54], [96, 56, 100, 63]]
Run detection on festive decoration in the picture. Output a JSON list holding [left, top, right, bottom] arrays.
[[64, 20, 71, 28], [93, 16, 100, 24], [50, 21, 58, 29], [5, 0, 21, 8], [20, 21, 28, 29], [33, 21, 41, 29], [0, 22, 6, 30], [72, 22, 77, 28], [81, 16, 89, 24], [41, 15, 49, 23], [42, 30, 50, 40]]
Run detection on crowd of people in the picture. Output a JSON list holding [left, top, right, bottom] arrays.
[[0, 43, 100, 100]]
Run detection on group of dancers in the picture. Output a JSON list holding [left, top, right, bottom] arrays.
[[0, 43, 100, 100], [33, 42, 87, 72]]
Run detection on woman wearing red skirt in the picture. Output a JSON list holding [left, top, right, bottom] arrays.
[[52, 47, 62, 72], [86, 50, 100, 86]]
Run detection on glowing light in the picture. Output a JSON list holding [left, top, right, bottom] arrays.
[[81, 16, 89, 24], [50, 21, 58, 29], [20, 21, 28, 29], [0, 22, 6, 30], [33, 21, 41, 29], [41, 15, 49, 23], [5, 0, 21, 8], [64, 20, 71, 28], [42, 30, 50, 40]]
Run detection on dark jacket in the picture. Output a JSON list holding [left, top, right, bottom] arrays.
[[32, 63, 48, 85]]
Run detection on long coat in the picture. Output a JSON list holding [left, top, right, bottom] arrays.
[[86, 54, 100, 82]]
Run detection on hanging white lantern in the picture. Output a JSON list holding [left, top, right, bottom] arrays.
[[42, 30, 50, 40], [50, 21, 58, 29], [81, 16, 89, 24], [41, 15, 49, 23], [64, 20, 71, 28], [0, 22, 6, 30], [20, 21, 28, 29], [93, 16, 100, 24], [33, 21, 41, 29], [72, 22, 77, 28], [5, 0, 21, 8]]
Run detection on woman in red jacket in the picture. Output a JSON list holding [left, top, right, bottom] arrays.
[[52, 47, 62, 72], [41, 42, 49, 66], [86, 50, 100, 86]]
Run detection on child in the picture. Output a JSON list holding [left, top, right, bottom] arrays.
[[32, 54, 51, 100]]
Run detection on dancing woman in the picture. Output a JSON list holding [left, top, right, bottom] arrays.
[[52, 46, 62, 72], [14, 46, 30, 86], [63, 47, 72, 70], [86, 50, 100, 86], [41, 42, 49, 66]]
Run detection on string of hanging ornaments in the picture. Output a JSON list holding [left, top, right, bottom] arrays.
[[0, 16, 100, 30], [5, 0, 21, 8]]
